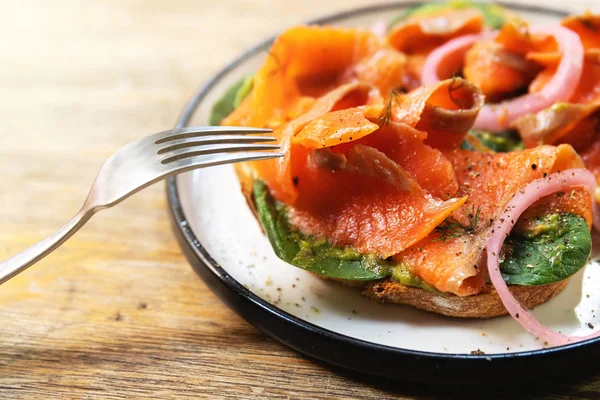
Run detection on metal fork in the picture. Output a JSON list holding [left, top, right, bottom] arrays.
[[0, 126, 281, 285]]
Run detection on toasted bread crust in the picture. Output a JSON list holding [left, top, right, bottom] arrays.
[[361, 279, 568, 318], [234, 163, 569, 318], [235, 163, 261, 225]]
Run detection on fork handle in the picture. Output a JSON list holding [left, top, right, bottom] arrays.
[[0, 210, 93, 285]]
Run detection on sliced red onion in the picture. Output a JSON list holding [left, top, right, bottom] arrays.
[[475, 25, 584, 131], [421, 25, 584, 132], [369, 19, 388, 39], [487, 169, 599, 346], [421, 33, 488, 85]]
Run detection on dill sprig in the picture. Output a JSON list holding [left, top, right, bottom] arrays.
[[432, 204, 482, 243], [448, 77, 465, 110], [377, 89, 401, 127]]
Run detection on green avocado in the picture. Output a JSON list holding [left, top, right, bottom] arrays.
[[208, 74, 254, 126], [392, 264, 438, 291], [253, 180, 392, 280], [465, 129, 524, 152], [253, 180, 592, 289]]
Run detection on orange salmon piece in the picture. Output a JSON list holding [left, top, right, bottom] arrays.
[[512, 101, 600, 150], [250, 82, 381, 204], [292, 107, 381, 149], [387, 9, 483, 84], [581, 135, 600, 202], [289, 158, 466, 259], [395, 144, 586, 296], [286, 120, 465, 258], [527, 13, 600, 99], [393, 78, 484, 148], [347, 48, 408, 100], [463, 40, 540, 99], [562, 13, 600, 49], [529, 52, 600, 103], [223, 26, 405, 129], [356, 125, 459, 199], [388, 9, 484, 54], [463, 19, 543, 100]]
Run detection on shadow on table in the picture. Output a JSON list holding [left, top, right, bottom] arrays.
[[309, 355, 600, 399]]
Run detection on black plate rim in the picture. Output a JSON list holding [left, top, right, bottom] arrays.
[[166, 0, 600, 382]]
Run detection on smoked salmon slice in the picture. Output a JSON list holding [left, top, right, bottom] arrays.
[[512, 101, 600, 150], [387, 9, 483, 85], [284, 103, 466, 259], [354, 125, 459, 199], [527, 50, 600, 104], [392, 78, 484, 148], [288, 126, 467, 258], [526, 13, 600, 101], [222, 25, 406, 129], [248, 82, 382, 205], [395, 144, 586, 296], [223, 15, 594, 300], [581, 135, 600, 202], [462, 19, 544, 100], [510, 15, 600, 192]]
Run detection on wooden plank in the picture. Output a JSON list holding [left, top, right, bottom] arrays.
[[0, 0, 595, 398]]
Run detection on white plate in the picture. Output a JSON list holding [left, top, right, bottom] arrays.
[[177, 165, 600, 355], [167, 1, 600, 383]]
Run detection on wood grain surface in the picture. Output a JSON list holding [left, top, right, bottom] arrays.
[[0, 0, 599, 398]]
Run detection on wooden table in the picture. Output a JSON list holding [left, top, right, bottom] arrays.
[[1, 0, 599, 398]]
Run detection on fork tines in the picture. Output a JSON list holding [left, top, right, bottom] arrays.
[[156, 126, 282, 165], [155, 126, 273, 144]]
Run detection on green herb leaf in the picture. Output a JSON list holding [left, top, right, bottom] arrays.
[[389, 1, 508, 30], [376, 89, 401, 127], [466, 129, 524, 152], [500, 213, 592, 285], [208, 75, 253, 126], [433, 204, 481, 242], [253, 180, 391, 280], [253, 179, 300, 262], [233, 75, 254, 108]]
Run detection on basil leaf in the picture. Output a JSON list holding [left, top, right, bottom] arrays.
[[253, 179, 300, 261], [208, 75, 253, 126], [474, 2, 508, 29], [389, 1, 508, 30], [467, 129, 524, 152], [500, 213, 592, 285], [233, 75, 253, 108], [253, 180, 391, 280]]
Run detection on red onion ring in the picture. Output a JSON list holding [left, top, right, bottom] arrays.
[[369, 19, 388, 39], [475, 25, 584, 131], [421, 33, 488, 85], [487, 169, 599, 346], [421, 25, 584, 132]]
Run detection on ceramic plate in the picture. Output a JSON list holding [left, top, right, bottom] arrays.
[[167, 1, 600, 383]]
